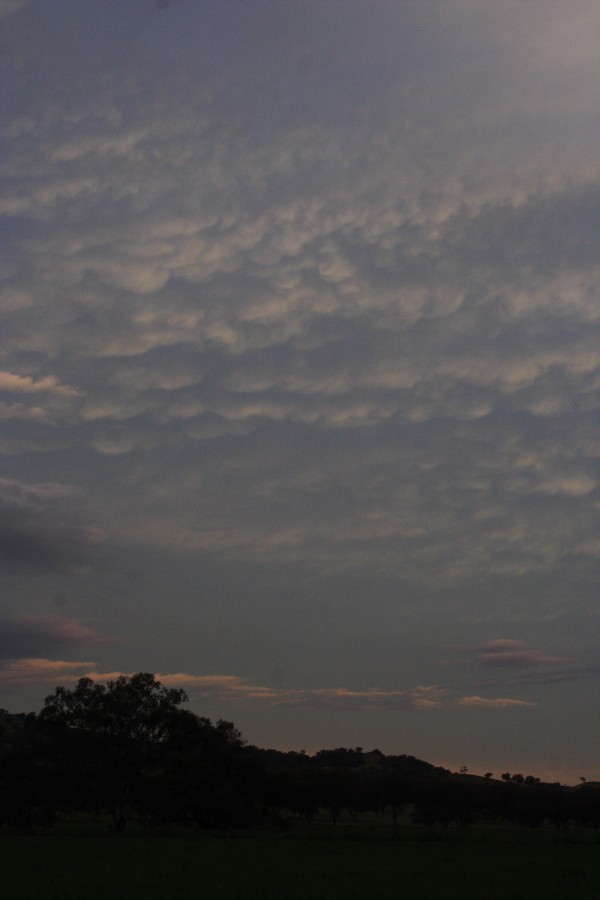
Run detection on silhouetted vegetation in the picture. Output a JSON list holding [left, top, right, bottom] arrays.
[[1, 675, 599, 837]]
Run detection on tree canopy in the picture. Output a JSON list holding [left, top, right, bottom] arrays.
[[41, 672, 188, 744]]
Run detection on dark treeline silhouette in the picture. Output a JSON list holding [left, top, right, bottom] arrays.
[[1, 674, 599, 833]]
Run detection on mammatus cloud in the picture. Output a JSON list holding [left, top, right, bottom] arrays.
[[0, 371, 81, 424], [0, 371, 79, 396], [0, 0, 599, 584]]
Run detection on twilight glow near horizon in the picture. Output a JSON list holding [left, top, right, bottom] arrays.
[[1, 0, 599, 782]]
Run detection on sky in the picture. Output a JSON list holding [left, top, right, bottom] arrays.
[[1, 0, 599, 783]]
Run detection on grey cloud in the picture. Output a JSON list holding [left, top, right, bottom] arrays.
[[477, 664, 600, 688], [438, 638, 600, 694], [0, 614, 95, 660], [0, 478, 101, 573], [0, 1, 30, 21], [74, 410, 596, 589], [477, 649, 571, 669], [444, 183, 600, 285], [445, 639, 573, 672]]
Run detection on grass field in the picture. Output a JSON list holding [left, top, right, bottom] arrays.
[[1, 821, 600, 899]]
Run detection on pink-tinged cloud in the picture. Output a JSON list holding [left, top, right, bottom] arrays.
[[458, 696, 537, 708], [0, 371, 80, 396], [473, 640, 528, 651]]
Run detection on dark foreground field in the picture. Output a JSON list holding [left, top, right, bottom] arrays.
[[2, 822, 600, 900]]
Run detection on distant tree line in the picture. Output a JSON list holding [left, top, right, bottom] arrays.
[[1, 674, 599, 833]]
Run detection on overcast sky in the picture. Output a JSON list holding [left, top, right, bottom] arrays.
[[1, 0, 599, 782]]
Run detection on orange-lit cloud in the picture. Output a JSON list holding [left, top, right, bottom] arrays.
[[0, 660, 446, 709], [156, 676, 447, 709], [0, 371, 80, 396], [0, 658, 98, 683]]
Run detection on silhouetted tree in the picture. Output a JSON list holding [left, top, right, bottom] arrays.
[[0, 712, 61, 831], [40, 673, 188, 832], [572, 784, 600, 830], [380, 769, 410, 827], [6, 688, 598, 838]]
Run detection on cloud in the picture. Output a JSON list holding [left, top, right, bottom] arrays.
[[0, 0, 599, 770], [478, 667, 600, 689], [443, 639, 600, 690], [0, 657, 98, 684], [478, 651, 570, 668], [472, 640, 572, 669], [457, 696, 537, 709], [0, 371, 79, 396], [0, 660, 446, 710], [132, 675, 447, 711], [0, 479, 102, 574], [0, 372, 81, 425], [0, 400, 47, 421], [0, 0, 29, 20], [446, 639, 573, 670], [0, 615, 96, 661]]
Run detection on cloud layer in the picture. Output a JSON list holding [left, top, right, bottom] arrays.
[[0, 656, 532, 714], [1, 1, 599, 778]]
